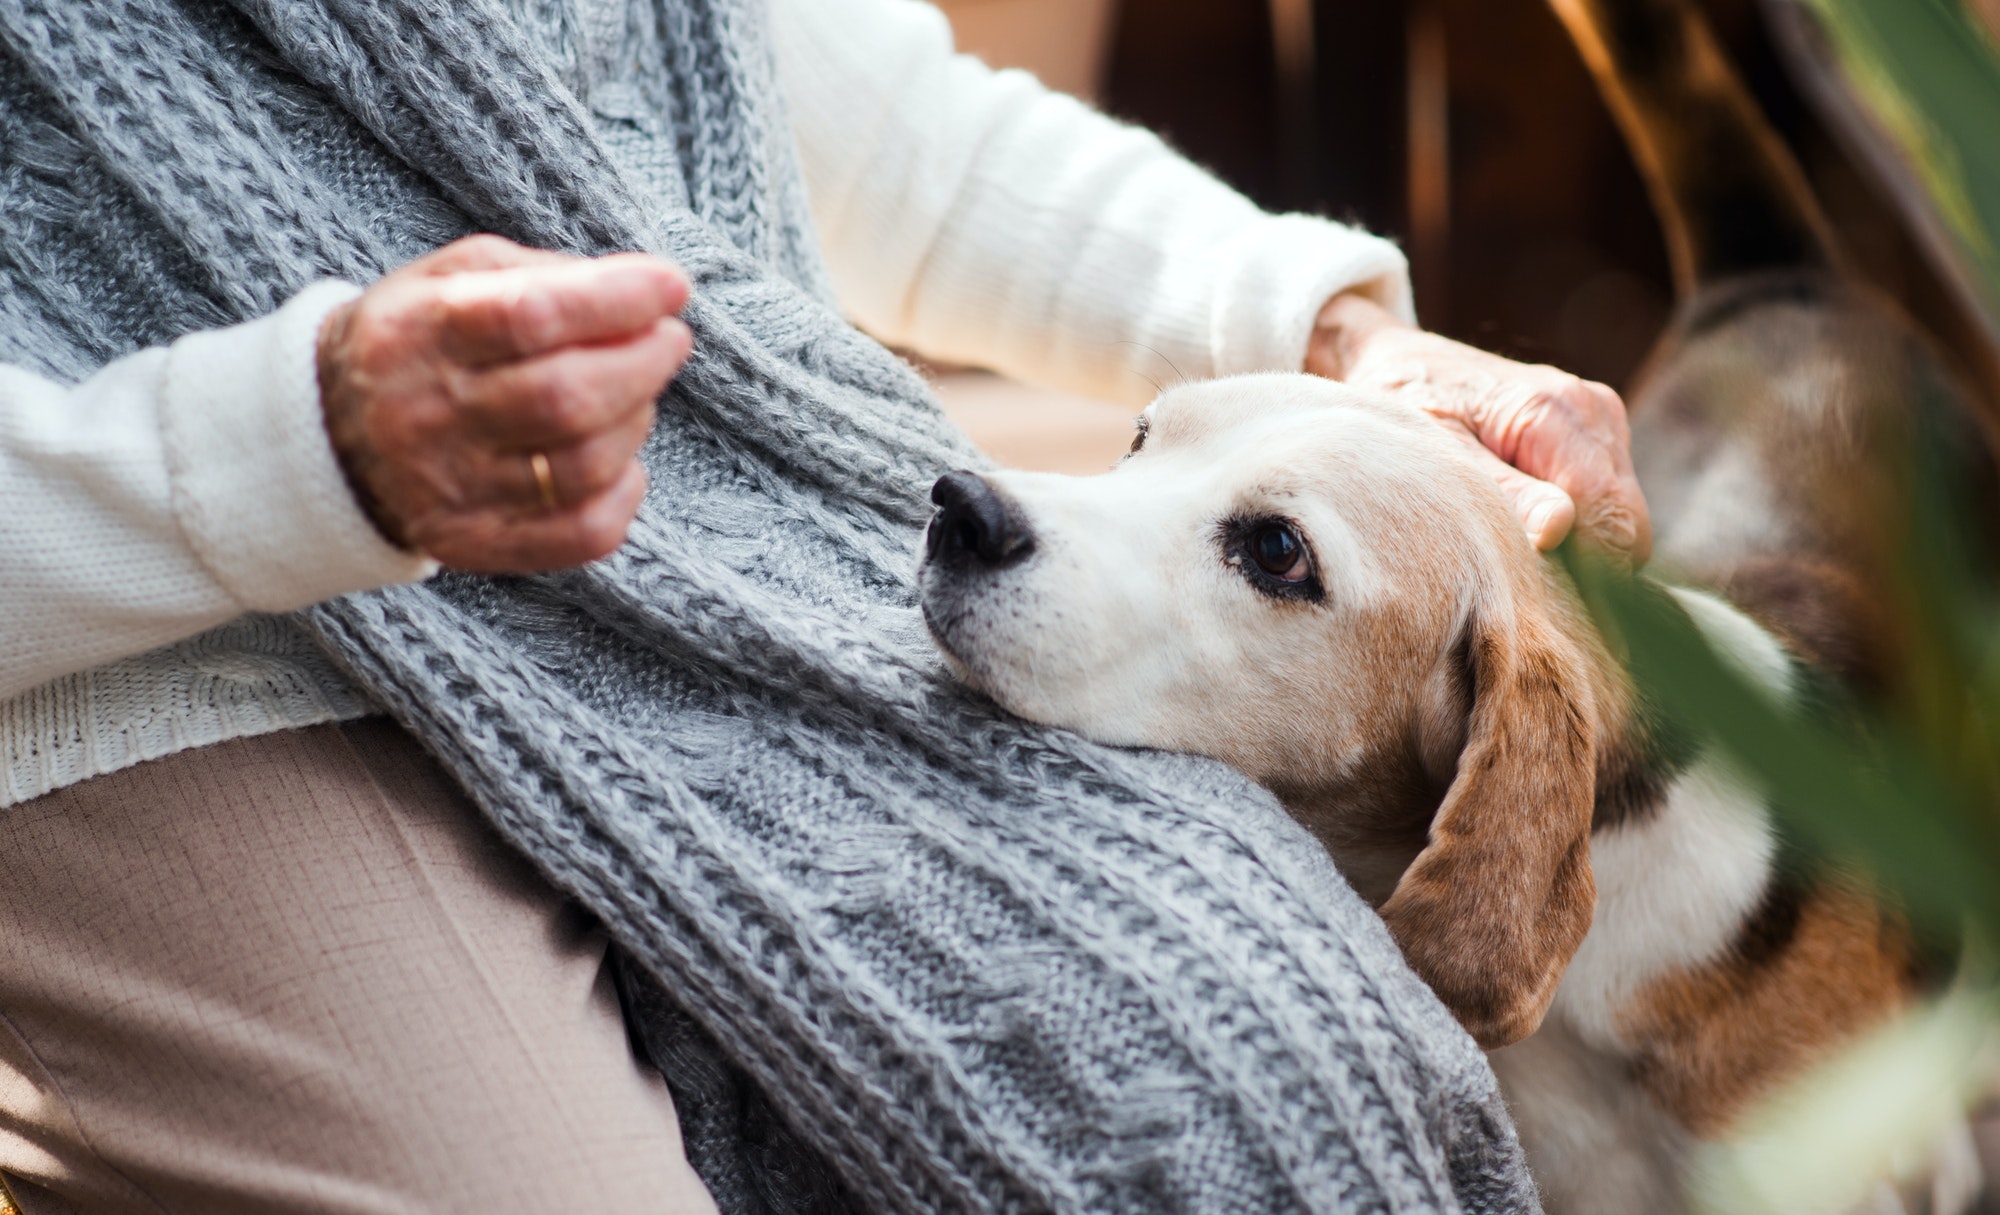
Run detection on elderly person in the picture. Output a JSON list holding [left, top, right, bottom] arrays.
[[0, 0, 1644, 1211]]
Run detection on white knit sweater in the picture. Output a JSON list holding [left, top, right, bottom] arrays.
[[0, 0, 1410, 805]]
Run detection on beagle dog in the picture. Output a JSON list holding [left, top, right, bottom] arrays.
[[917, 375, 1939, 1212], [919, 0, 1997, 1208]]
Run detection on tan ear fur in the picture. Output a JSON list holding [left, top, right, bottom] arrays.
[[1379, 607, 1598, 1049]]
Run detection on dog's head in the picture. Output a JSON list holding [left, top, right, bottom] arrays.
[[919, 374, 1600, 1047]]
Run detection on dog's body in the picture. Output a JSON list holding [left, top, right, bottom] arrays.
[[918, 0, 1994, 1208], [919, 375, 1941, 1210]]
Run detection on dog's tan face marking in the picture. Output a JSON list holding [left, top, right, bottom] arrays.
[[920, 374, 1602, 1047]]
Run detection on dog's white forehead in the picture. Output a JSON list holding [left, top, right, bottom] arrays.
[[1135, 373, 1507, 563], [1144, 375, 1472, 475]]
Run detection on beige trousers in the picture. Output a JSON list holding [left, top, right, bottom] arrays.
[[0, 719, 719, 1215]]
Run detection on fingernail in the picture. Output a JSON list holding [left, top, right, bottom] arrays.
[[1525, 499, 1557, 533], [662, 317, 694, 353], [1525, 497, 1567, 546], [645, 260, 690, 300]]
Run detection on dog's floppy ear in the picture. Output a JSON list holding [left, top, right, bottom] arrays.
[[1379, 604, 1597, 1049]]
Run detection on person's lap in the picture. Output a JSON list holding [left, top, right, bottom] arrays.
[[0, 718, 716, 1215]]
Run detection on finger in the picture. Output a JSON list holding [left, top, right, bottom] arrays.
[[1443, 426, 1578, 551], [472, 405, 656, 511], [407, 234, 576, 278], [1567, 464, 1652, 563], [453, 316, 691, 444], [1518, 416, 1651, 562], [1464, 377, 1649, 562], [436, 254, 692, 365], [1572, 385, 1651, 562], [420, 461, 650, 573], [1494, 460, 1578, 552]]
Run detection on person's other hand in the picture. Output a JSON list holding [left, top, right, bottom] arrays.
[[1305, 291, 1651, 563], [317, 235, 693, 573]]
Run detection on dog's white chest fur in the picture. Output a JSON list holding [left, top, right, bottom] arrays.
[[1551, 588, 1794, 1050], [1554, 751, 1778, 1049]]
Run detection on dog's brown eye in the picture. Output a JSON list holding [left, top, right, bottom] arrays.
[[1249, 523, 1310, 581], [1220, 516, 1322, 602], [1128, 414, 1150, 454]]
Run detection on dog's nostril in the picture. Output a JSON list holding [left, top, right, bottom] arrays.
[[928, 470, 1035, 568]]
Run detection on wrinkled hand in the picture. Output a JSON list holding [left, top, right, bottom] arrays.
[[317, 235, 693, 573], [1306, 292, 1651, 563]]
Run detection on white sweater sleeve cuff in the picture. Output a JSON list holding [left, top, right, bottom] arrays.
[[774, 0, 1416, 404], [158, 280, 438, 612], [1205, 215, 1416, 379]]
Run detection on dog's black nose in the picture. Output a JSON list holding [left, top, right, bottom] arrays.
[[928, 470, 1035, 568]]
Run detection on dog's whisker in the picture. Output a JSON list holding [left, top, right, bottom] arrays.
[[1113, 340, 1189, 393]]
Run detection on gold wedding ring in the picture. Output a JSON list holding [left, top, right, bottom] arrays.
[[529, 451, 559, 512]]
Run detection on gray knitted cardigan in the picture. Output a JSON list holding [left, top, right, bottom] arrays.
[[0, 0, 1539, 1210]]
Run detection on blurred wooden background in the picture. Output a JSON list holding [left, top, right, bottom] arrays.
[[926, 0, 1991, 470]]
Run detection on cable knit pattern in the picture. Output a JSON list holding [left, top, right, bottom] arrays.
[[0, 1, 1538, 1211]]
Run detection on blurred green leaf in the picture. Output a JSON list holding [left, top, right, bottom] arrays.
[[1598, 1, 2000, 1200], [1693, 987, 1997, 1215], [1802, 0, 2000, 313], [1561, 544, 2000, 940]]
